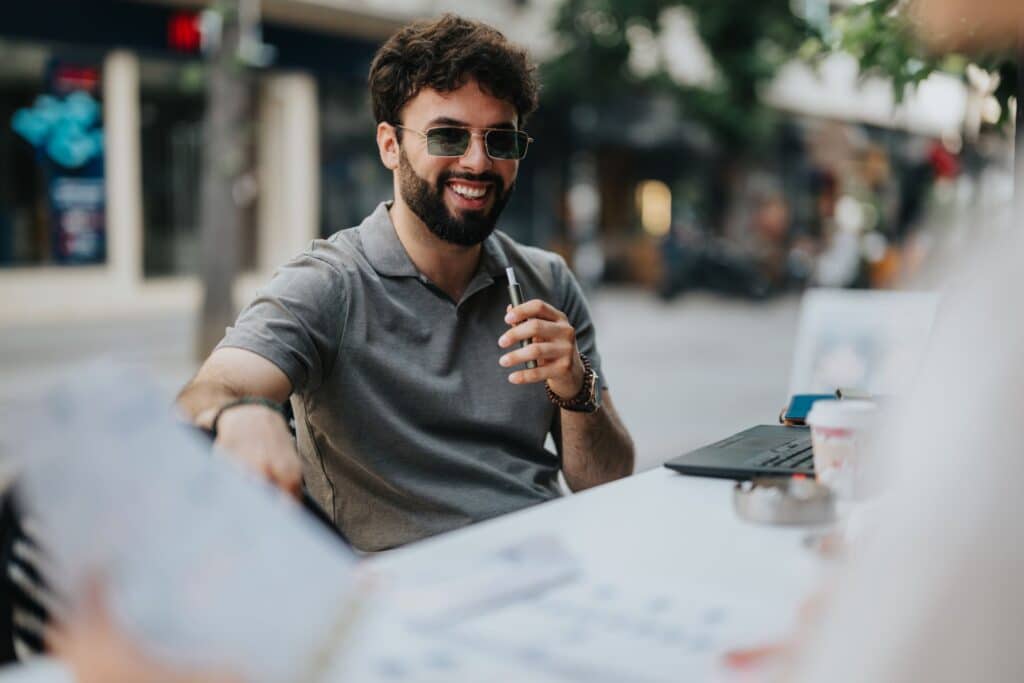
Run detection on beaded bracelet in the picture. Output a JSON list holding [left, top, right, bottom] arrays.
[[545, 353, 600, 413]]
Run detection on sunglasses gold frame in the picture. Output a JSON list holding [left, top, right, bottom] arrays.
[[392, 123, 533, 161]]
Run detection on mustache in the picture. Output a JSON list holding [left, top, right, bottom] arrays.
[[437, 170, 505, 194]]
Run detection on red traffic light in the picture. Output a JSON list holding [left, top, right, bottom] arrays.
[[168, 11, 202, 53]]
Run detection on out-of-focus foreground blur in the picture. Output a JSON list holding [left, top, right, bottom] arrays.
[[0, 0, 1017, 471]]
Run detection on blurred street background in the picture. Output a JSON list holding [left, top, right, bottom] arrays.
[[0, 0, 1018, 467]]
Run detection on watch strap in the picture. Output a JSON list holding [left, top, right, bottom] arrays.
[[211, 396, 287, 438]]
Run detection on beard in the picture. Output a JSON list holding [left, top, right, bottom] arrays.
[[398, 149, 512, 247]]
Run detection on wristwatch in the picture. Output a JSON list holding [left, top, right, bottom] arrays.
[[546, 353, 601, 413]]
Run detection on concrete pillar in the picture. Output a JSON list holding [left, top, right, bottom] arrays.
[[257, 73, 319, 274], [102, 50, 144, 288]]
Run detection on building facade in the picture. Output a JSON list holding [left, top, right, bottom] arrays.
[[0, 0, 560, 325]]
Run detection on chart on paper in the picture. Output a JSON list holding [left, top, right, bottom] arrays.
[[341, 571, 793, 683]]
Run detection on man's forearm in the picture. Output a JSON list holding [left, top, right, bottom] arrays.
[[560, 396, 635, 491], [176, 349, 294, 430]]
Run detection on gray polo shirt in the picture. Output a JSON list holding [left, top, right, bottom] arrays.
[[219, 202, 606, 551]]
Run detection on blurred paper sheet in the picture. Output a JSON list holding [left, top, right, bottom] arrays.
[[10, 363, 365, 683], [388, 534, 580, 628], [338, 573, 793, 683]]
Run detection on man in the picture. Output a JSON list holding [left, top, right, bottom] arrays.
[[177, 14, 635, 551]]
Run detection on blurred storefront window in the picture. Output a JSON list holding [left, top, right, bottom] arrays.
[[139, 58, 203, 277], [1, 40, 106, 268], [319, 77, 391, 237], [139, 57, 258, 277]]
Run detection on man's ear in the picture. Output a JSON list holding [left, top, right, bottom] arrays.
[[376, 122, 400, 171]]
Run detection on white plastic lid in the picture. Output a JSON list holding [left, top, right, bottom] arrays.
[[806, 399, 878, 431]]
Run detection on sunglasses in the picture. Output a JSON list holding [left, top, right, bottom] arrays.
[[393, 124, 533, 161]]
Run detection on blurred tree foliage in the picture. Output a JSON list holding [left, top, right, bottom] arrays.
[[806, 0, 1017, 127], [542, 0, 814, 153], [543, 0, 1017, 146]]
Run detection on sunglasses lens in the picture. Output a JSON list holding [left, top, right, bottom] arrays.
[[422, 127, 529, 159], [426, 127, 471, 156], [486, 130, 529, 160]]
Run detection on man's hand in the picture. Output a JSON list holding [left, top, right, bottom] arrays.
[[178, 348, 301, 499], [498, 298, 635, 491], [498, 299, 585, 399], [213, 404, 302, 499]]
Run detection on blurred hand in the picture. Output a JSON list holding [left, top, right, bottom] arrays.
[[723, 641, 793, 673], [723, 585, 831, 677], [48, 581, 243, 683], [499, 299, 585, 399], [214, 404, 302, 499]]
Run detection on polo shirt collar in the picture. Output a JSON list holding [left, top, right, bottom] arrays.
[[361, 202, 420, 277], [479, 229, 511, 278], [361, 201, 511, 283]]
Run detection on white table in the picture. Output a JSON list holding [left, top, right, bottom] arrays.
[[341, 468, 829, 682], [379, 467, 823, 590]]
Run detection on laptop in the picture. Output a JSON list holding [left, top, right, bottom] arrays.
[[663, 425, 813, 479]]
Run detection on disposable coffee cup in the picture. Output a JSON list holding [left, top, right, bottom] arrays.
[[806, 400, 878, 500]]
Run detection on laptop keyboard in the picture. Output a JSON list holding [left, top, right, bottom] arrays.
[[746, 437, 814, 471]]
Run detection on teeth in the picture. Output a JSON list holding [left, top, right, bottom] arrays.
[[450, 183, 487, 199]]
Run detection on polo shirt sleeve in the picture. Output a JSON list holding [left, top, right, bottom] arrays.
[[217, 251, 348, 395], [551, 255, 609, 391]]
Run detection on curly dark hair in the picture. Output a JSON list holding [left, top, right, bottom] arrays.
[[369, 14, 539, 129]]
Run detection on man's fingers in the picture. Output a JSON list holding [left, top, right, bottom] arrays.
[[275, 464, 303, 499], [216, 437, 302, 500], [218, 442, 268, 478], [499, 318, 568, 347], [506, 299, 565, 324], [499, 342, 565, 368], [507, 361, 571, 385], [265, 451, 303, 499], [272, 473, 302, 500], [497, 342, 573, 368]]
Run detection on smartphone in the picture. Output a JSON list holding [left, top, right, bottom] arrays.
[[780, 394, 836, 426]]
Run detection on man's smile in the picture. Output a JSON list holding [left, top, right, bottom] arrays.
[[445, 179, 493, 210]]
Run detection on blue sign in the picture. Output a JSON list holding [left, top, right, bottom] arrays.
[[11, 85, 106, 264]]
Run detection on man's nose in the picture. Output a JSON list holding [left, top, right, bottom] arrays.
[[458, 133, 492, 173]]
